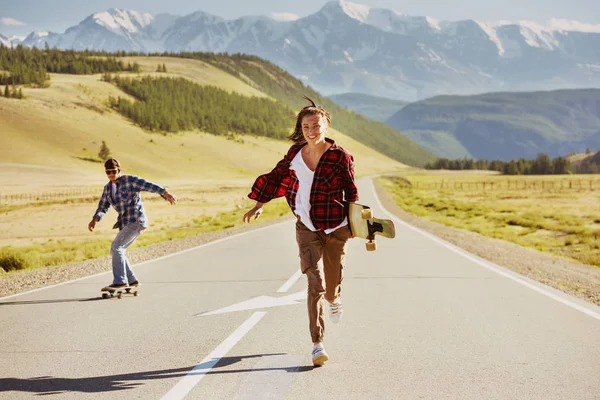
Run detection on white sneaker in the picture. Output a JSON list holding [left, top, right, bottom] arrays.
[[329, 299, 343, 324], [312, 343, 329, 366]]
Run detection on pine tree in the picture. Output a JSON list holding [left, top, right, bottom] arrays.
[[156, 64, 162, 72], [162, 63, 167, 73], [98, 141, 111, 161]]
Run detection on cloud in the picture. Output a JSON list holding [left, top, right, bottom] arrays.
[[0, 17, 25, 27], [270, 12, 299, 22]]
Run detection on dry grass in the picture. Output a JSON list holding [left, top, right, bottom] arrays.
[[379, 173, 600, 268], [120, 56, 268, 98], [0, 56, 406, 181]]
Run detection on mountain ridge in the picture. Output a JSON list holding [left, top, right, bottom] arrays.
[[385, 88, 600, 160], [3, 0, 599, 101]]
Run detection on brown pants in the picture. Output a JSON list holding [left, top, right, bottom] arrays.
[[296, 219, 352, 343]]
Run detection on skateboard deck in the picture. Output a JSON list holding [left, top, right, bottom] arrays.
[[101, 285, 140, 299], [348, 202, 395, 251]]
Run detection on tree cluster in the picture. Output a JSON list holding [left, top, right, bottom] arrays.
[[574, 151, 600, 173], [156, 63, 167, 73], [0, 45, 140, 87], [3, 84, 23, 99], [98, 141, 111, 160], [425, 153, 578, 175], [103, 74, 294, 137]]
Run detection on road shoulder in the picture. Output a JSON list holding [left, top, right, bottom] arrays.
[[374, 180, 600, 306]]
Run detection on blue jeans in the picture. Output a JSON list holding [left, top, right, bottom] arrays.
[[111, 223, 145, 285]]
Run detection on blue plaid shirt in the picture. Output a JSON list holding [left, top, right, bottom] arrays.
[[93, 175, 167, 230]]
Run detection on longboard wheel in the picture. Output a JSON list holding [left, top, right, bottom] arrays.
[[361, 209, 373, 220], [366, 241, 377, 251]]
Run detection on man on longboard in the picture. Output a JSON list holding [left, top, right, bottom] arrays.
[[88, 159, 177, 293]]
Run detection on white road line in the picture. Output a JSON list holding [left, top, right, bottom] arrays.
[[0, 220, 292, 302], [165, 269, 303, 396], [277, 270, 302, 293], [371, 182, 600, 321], [161, 312, 267, 400]]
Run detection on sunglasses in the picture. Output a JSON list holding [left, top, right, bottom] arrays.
[[105, 169, 119, 175]]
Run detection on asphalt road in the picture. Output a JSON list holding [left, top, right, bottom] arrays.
[[1, 178, 599, 399]]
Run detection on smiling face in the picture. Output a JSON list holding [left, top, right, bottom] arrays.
[[301, 114, 328, 145]]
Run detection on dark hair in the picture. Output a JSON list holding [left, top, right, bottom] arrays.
[[288, 96, 331, 144], [104, 158, 120, 169]]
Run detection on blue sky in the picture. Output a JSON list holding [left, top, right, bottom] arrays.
[[1, 0, 598, 36]]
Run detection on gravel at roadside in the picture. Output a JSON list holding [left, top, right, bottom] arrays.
[[374, 182, 600, 307], [0, 216, 293, 298]]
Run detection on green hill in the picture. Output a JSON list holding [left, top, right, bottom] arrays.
[[0, 51, 413, 182], [386, 89, 600, 160], [328, 92, 408, 122], [161, 52, 436, 167], [0, 46, 436, 168]]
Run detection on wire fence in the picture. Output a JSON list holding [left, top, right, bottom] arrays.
[[0, 187, 100, 205], [409, 179, 600, 191]]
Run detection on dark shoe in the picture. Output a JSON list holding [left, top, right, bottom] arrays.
[[101, 283, 127, 292], [129, 281, 140, 287], [109, 283, 128, 288]]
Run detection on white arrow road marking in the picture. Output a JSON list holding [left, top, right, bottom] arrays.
[[199, 290, 306, 316], [164, 269, 305, 399]]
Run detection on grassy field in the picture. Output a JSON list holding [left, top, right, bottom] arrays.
[[0, 183, 291, 273], [0, 57, 407, 180], [0, 55, 408, 274], [378, 173, 600, 268]]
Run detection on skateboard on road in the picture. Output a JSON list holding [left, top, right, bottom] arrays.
[[348, 202, 395, 251], [101, 285, 140, 299]]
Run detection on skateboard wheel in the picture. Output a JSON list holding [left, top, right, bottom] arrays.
[[117, 292, 123, 299], [366, 241, 377, 251], [361, 209, 373, 220], [102, 293, 109, 299], [133, 291, 138, 297]]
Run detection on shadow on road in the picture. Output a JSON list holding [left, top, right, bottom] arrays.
[[0, 298, 102, 306], [0, 353, 313, 395]]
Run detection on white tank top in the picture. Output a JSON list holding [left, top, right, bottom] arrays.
[[290, 151, 347, 233]]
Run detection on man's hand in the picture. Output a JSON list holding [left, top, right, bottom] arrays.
[[164, 191, 177, 205], [88, 219, 97, 232], [243, 202, 264, 223]]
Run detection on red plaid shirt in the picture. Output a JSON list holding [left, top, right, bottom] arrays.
[[248, 138, 359, 231]]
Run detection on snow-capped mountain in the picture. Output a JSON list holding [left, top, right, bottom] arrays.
[[0, 34, 25, 47], [0, 34, 10, 47], [19, 31, 60, 48], [5, 0, 600, 100]]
